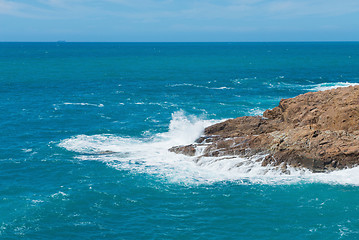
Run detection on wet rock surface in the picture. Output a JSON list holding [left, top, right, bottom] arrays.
[[169, 86, 359, 172]]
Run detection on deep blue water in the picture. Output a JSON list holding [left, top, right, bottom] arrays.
[[1, 42, 359, 239]]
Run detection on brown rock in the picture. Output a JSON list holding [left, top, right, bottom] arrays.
[[169, 85, 359, 172]]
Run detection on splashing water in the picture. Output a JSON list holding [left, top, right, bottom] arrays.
[[59, 111, 359, 186]]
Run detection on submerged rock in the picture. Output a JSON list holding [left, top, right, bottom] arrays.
[[169, 85, 359, 172]]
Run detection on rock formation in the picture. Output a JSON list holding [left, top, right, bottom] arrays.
[[169, 86, 359, 172]]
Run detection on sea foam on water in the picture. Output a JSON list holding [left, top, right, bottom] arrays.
[[59, 110, 359, 186]]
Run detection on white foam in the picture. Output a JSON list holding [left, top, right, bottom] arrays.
[[307, 82, 359, 91], [59, 111, 359, 185], [169, 83, 234, 90], [51, 191, 68, 198], [307, 167, 359, 185], [208, 86, 234, 90], [248, 107, 265, 116], [63, 102, 104, 107]]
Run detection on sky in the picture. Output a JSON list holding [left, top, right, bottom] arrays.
[[0, 0, 359, 42]]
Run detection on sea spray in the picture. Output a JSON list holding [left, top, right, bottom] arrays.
[[59, 111, 359, 186]]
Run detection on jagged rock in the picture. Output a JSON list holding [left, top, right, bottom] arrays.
[[169, 85, 359, 172]]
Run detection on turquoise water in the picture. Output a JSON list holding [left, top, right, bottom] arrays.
[[1, 42, 359, 239]]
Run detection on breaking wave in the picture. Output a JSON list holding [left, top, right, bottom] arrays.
[[169, 83, 234, 90], [63, 102, 104, 107], [59, 111, 359, 185], [307, 82, 359, 91]]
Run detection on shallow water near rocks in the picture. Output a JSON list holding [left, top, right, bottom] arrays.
[[1, 42, 359, 239]]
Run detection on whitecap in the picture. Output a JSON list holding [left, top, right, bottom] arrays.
[[307, 82, 359, 91], [50, 191, 68, 198], [63, 102, 104, 107], [169, 83, 233, 90], [210, 87, 234, 90]]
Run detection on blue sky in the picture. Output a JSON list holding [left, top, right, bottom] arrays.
[[0, 0, 359, 41]]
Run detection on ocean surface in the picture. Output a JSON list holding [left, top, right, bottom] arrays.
[[1, 42, 359, 239]]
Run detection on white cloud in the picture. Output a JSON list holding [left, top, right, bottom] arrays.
[[0, 0, 27, 16], [0, 0, 58, 18], [1, 0, 359, 23], [266, 0, 359, 18]]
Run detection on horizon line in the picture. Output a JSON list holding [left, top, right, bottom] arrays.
[[1, 40, 359, 43]]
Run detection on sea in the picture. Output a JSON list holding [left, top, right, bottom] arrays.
[[1, 42, 359, 239]]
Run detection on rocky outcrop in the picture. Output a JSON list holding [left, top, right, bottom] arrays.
[[169, 86, 359, 172]]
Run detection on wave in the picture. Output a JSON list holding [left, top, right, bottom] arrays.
[[211, 86, 234, 90], [63, 102, 104, 107], [169, 83, 234, 90], [169, 80, 359, 94], [59, 111, 359, 185], [307, 82, 359, 91], [248, 107, 265, 116]]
